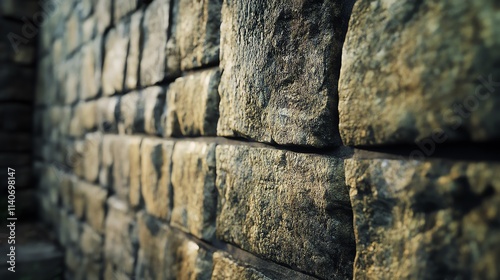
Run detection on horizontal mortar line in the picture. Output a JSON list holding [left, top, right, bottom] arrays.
[[352, 141, 500, 162], [162, 219, 322, 280]]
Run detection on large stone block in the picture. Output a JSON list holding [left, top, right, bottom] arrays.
[[111, 136, 142, 203], [345, 159, 500, 279], [216, 145, 355, 279], [80, 223, 104, 261], [135, 212, 213, 280], [141, 138, 174, 220], [173, 0, 222, 70], [96, 97, 119, 133], [218, 0, 354, 147], [83, 132, 101, 183], [140, 0, 171, 86], [95, 0, 111, 34], [114, 0, 137, 24], [339, 1, 500, 146], [118, 91, 142, 134], [102, 23, 129, 96], [104, 197, 138, 276], [142, 86, 166, 136], [84, 183, 108, 234], [171, 141, 217, 241], [165, 69, 220, 137]]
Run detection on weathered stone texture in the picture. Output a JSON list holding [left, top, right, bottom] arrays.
[[111, 136, 142, 203], [80, 223, 104, 261], [142, 87, 166, 136], [114, 0, 137, 24], [135, 212, 213, 280], [339, 1, 500, 146], [171, 141, 217, 241], [104, 197, 139, 276], [218, 0, 354, 147], [141, 0, 171, 86], [345, 159, 500, 279], [102, 23, 129, 96], [141, 138, 174, 220], [125, 10, 144, 90], [174, 0, 222, 70], [80, 38, 102, 100], [216, 145, 355, 279], [211, 252, 270, 280], [83, 132, 101, 183], [165, 69, 220, 137]]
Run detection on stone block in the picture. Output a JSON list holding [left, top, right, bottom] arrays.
[[143, 86, 166, 135], [95, 0, 112, 34], [83, 132, 101, 183], [125, 10, 143, 90], [140, 0, 170, 86], [102, 23, 129, 96], [345, 159, 500, 279], [165, 69, 220, 137], [174, 0, 222, 70], [65, 10, 81, 55], [141, 138, 174, 220], [80, 38, 102, 100], [111, 136, 142, 203], [80, 223, 104, 261], [114, 0, 137, 24], [171, 141, 217, 241], [118, 91, 142, 134], [218, 0, 354, 147], [104, 196, 138, 276], [96, 97, 119, 133], [339, 1, 500, 146], [84, 183, 108, 234], [211, 252, 270, 280], [135, 212, 213, 280], [216, 145, 355, 279]]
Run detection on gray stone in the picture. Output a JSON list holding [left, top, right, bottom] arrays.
[[218, 0, 353, 147], [140, 0, 170, 86], [65, 10, 81, 55], [141, 138, 174, 220], [211, 252, 270, 280], [345, 159, 500, 279], [339, 0, 500, 146], [216, 145, 354, 279], [125, 10, 143, 91], [95, 0, 112, 34], [63, 54, 81, 105], [104, 196, 138, 276], [135, 211, 213, 280], [142, 86, 166, 136], [174, 0, 222, 70], [102, 23, 129, 96], [171, 141, 217, 241], [165, 69, 220, 137]]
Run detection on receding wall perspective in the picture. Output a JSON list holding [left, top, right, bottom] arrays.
[[1, 0, 497, 279]]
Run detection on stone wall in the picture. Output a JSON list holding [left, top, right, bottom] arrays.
[[32, 0, 500, 279]]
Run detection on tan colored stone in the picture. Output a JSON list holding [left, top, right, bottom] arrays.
[[171, 141, 217, 241], [84, 183, 108, 234], [140, 0, 170, 86], [216, 145, 354, 279], [111, 136, 143, 203], [141, 138, 174, 220], [339, 0, 500, 146], [142, 86, 166, 135], [102, 23, 129, 96], [346, 159, 500, 279], [211, 252, 270, 280], [174, 0, 222, 70], [80, 223, 103, 260], [95, 0, 112, 34], [114, 0, 137, 23], [104, 196, 138, 276], [96, 97, 119, 133], [83, 132, 101, 183], [165, 69, 220, 137], [80, 38, 102, 100], [118, 91, 141, 134]]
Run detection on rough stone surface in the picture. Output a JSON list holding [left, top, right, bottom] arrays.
[[171, 141, 217, 241], [104, 196, 138, 276], [216, 145, 355, 279], [80, 223, 103, 261], [165, 69, 220, 137], [102, 23, 129, 96], [84, 183, 108, 234], [111, 136, 142, 203], [142, 87, 166, 136], [135, 212, 213, 280], [140, 0, 170, 86], [83, 132, 101, 183], [339, 1, 500, 146], [211, 252, 270, 280], [174, 0, 222, 70], [218, 0, 354, 147], [80, 38, 102, 100], [96, 97, 119, 133], [118, 91, 141, 134], [125, 10, 143, 90], [114, 0, 137, 24], [345, 159, 500, 279], [141, 138, 174, 220]]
